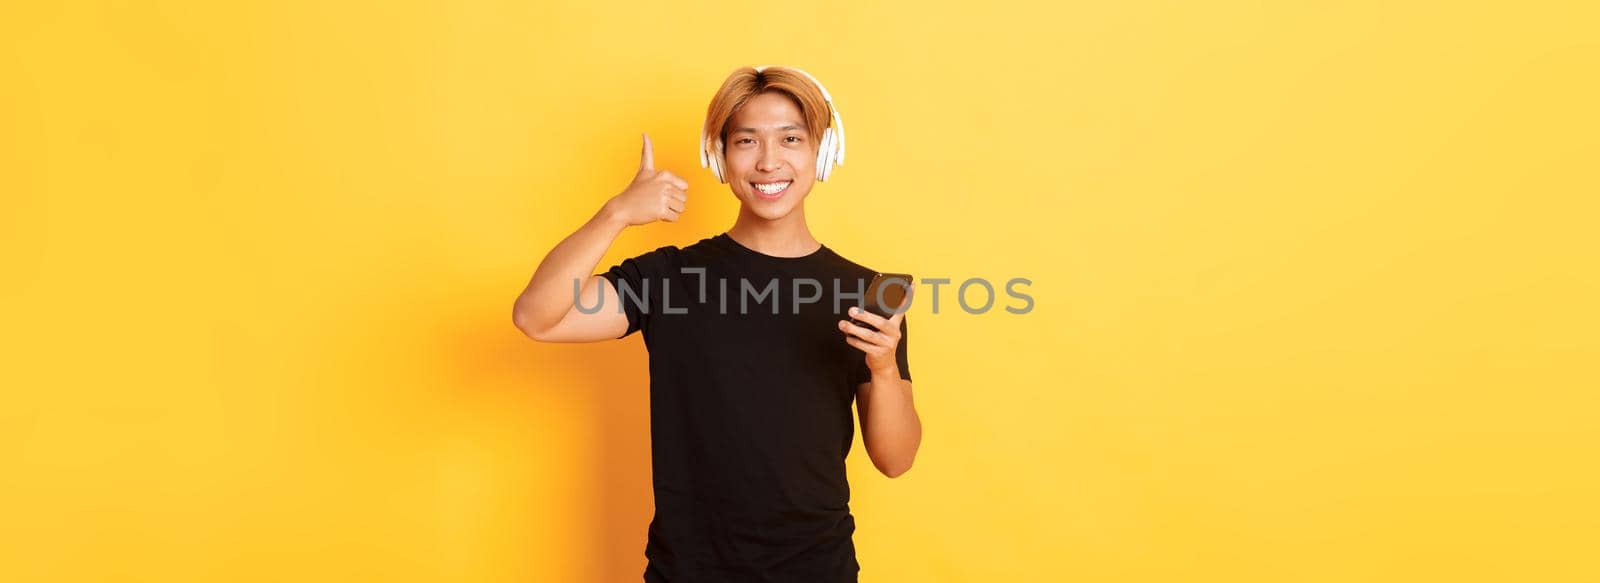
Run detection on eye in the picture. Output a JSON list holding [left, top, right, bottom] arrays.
[[785, 136, 802, 143], [736, 138, 755, 145]]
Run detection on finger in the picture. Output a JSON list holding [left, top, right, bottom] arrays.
[[658, 170, 688, 190], [666, 198, 685, 213], [838, 319, 886, 343], [662, 208, 680, 222], [640, 133, 655, 173], [847, 306, 889, 332], [668, 190, 688, 203], [887, 300, 910, 327], [888, 286, 914, 326], [844, 336, 875, 352]]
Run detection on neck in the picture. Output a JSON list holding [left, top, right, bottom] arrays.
[[727, 203, 819, 257]]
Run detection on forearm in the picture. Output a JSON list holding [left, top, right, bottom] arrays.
[[512, 204, 627, 334], [860, 369, 921, 478]]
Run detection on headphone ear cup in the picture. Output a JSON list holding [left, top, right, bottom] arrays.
[[819, 140, 832, 180], [817, 128, 833, 181], [707, 139, 718, 183], [825, 129, 838, 180], [714, 146, 727, 183]]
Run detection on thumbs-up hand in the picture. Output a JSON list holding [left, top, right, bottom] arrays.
[[604, 133, 689, 226]]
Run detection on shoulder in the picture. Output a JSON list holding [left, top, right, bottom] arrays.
[[616, 232, 730, 271], [822, 246, 880, 279], [678, 233, 723, 255], [602, 242, 686, 280], [674, 232, 750, 264], [629, 243, 683, 265]]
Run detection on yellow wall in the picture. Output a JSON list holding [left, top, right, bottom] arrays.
[[4, 1, 1596, 581]]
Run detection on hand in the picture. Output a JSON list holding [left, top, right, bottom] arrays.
[[838, 288, 911, 377], [604, 133, 689, 226]]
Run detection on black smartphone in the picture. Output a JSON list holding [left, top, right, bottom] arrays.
[[851, 272, 913, 329]]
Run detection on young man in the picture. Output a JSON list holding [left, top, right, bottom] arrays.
[[512, 66, 921, 582]]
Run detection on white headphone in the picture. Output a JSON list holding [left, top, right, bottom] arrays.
[[699, 65, 847, 183]]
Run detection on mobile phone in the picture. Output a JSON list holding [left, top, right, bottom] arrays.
[[851, 272, 914, 329]]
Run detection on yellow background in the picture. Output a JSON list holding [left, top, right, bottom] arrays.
[[4, 1, 1597, 581]]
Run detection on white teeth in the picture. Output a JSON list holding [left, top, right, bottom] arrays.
[[754, 181, 791, 195]]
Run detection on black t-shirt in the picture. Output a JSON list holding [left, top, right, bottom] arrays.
[[599, 232, 911, 582]]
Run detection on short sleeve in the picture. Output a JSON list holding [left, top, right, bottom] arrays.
[[852, 314, 912, 385], [598, 245, 679, 339]]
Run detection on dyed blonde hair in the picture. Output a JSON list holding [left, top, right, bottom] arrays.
[[702, 66, 833, 163]]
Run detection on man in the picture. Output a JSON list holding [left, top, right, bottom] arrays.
[[512, 65, 921, 582]]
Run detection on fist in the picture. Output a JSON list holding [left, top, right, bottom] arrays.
[[606, 133, 689, 226]]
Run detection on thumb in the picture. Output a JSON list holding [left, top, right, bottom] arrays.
[[639, 132, 655, 173], [890, 286, 914, 322]]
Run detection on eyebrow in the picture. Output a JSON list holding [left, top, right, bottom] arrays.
[[729, 124, 804, 135]]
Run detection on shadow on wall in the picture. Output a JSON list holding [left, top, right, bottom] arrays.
[[491, 325, 655, 581], [490, 130, 724, 578]]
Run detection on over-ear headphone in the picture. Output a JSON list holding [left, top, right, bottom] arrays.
[[699, 65, 847, 183]]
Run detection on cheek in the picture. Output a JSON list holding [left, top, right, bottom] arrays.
[[788, 150, 817, 172]]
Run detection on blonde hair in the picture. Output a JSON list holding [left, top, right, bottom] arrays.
[[702, 66, 833, 162]]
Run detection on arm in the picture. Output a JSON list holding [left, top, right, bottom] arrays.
[[857, 367, 920, 478], [839, 304, 922, 478], [512, 134, 689, 342]]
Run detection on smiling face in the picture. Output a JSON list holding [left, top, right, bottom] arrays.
[[721, 91, 818, 220]]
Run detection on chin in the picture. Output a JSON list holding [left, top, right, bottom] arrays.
[[751, 205, 798, 221], [741, 198, 799, 221]]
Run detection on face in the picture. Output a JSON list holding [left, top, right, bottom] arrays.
[[721, 92, 817, 219]]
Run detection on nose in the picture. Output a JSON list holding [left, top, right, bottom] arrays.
[[757, 142, 782, 172]]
